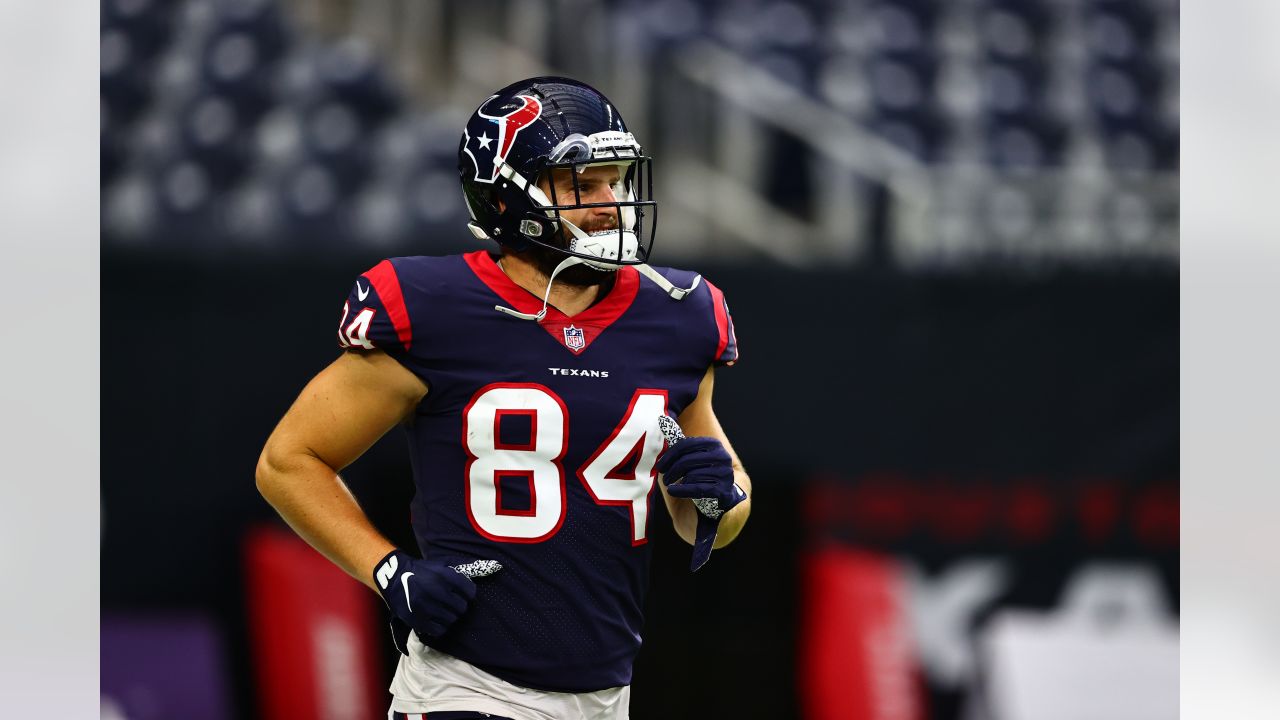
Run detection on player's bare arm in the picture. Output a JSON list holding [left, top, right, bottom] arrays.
[[256, 350, 428, 590], [660, 365, 752, 549]]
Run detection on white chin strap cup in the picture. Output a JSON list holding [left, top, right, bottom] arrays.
[[556, 210, 705, 302], [560, 221, 640, 270]]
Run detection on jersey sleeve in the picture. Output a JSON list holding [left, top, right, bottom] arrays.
[[703, 279, 739, 367], [336, 259, 414, 354]]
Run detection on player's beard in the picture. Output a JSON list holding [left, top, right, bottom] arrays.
[[520, 219, 619, 289]]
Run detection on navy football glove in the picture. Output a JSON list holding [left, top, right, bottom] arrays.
[[373, 549, 501, 654], [656, 416, 747, 571]]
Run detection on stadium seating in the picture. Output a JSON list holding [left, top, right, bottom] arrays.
[[101, 0, 1178, 258]]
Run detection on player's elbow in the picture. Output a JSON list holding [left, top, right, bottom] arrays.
[[254, 449, 276, 498], [255, 439, 335, 506], [254, 442, 292, 503]]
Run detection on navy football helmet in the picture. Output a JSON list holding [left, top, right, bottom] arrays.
[[457, 76, 656, 272]]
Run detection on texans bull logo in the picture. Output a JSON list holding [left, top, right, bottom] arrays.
[[463, 94, 544, 184]]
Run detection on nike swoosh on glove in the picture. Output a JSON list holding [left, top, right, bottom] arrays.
[[373, 549, 502, 654], [656, 416, 747, 571]]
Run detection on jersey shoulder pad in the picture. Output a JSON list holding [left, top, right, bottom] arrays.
[[699, 276, 739, 367], [335, 256, 435, 354], [649, 265, 740, 367]]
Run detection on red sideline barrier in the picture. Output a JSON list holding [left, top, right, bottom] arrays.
[[245, 525, 385, 720], [799, 546, 924, 720]]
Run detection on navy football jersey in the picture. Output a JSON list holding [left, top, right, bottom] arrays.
[[336, 251, 738, 693]]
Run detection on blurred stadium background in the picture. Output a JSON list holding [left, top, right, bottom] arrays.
[[101, 0, 1178, 718]]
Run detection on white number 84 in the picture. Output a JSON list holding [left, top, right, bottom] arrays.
[[463, 384, 668, 545]]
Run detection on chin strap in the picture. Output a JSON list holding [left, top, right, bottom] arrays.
[[636, 263, 702, 300], [494, 255, 584, 322], [493, 257, 705, 322]]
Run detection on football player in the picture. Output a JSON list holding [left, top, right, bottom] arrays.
[[256, 77, 751, 720]]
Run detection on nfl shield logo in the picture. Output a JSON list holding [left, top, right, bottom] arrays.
[[563, 325, 585, 351]]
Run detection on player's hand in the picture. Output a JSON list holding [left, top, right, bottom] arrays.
[[656, 416, 747, 571], [372, 549, 501, 650], [655, 417, 746, 519]]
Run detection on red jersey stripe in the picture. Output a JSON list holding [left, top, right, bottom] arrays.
[[363, 259, 413, 351], [706, 279, 730, 362]]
